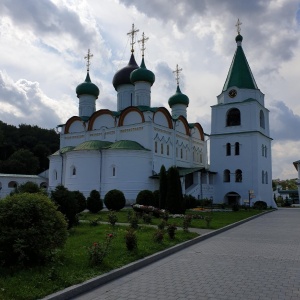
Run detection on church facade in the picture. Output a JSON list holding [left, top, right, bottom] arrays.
[[48, 25, 276, 207]]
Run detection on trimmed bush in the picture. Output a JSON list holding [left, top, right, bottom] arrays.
[[73, 190, 86, 213], [0, 193, 68, 267], [12, 181, 43, 194], [136, 190, 155, 206], [87, 190, 103, 213], [253, 200, 267, 210], [184, 194, 197, 209], [104, 189, 126, 211], [50, 185, 77, 228]]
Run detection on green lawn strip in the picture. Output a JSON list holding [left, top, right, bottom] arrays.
[[0, 223, 197, 300], [79, 209, 266, 230]]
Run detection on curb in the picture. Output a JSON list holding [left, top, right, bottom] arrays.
[[43, 210, 275, 300]]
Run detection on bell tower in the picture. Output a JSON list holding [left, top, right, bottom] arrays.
[[210, 20, 276, 207]]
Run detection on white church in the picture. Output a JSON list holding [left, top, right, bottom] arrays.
[[47, 23, 276, 207]]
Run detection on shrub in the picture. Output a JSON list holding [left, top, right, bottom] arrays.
[[73, 190, 86, 213], [205, 214, 213, 228], [50, 185, 78, 228], [104, 189, 126, 211], [153, 229, 164, 243], [182, 215, 192, 232], [87, 190, 103, 213], [125, 228, 137, 251], [0, 193, 68, 267], [136, 190, 155, 206], [232, 203, 240, 212], [142, 213, 152, 224], [253, 200, 267, 210], [167, 224, 177, 239], [129, 214, 139, 229], [184, 194, 197, 209], [12, 181, 43, 194], [108, 211, 118, 226], [87, 233, 113, 266], [157, 219, 167, 230]]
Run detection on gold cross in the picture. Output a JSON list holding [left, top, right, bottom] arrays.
[[127, 23, 139, 53], [173, 64, 183, 86], [138, 32, 149, 57], [84, 49, 93, 72], [236, 19, 242, 35]]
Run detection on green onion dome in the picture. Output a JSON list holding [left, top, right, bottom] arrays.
[[235, 34, 243, 43], [168, 85, 189, 107], [112, 53, 139, 90], [130, 58, 155, 85], [76, 73, 99, 98]]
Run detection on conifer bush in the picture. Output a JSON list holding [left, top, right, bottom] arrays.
[[87, 190, 103, 213], [104, 189, 126, 211], [0, 193, 68, 267], [73, 190, 86, 213]]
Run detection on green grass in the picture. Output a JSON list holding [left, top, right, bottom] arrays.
[[0, 223, 197, 300], [79, 208, 266, 229]]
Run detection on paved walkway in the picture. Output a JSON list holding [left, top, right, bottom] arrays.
[[70, 209, 300, 300]]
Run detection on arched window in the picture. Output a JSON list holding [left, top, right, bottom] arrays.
[[223, 169, 230, 182], [72, 167, 76, 176], [262, 170, 265, 184], [155, 141, 158, 153], [235, 169, 242, 182], [200, 153, 203, 163], [112, 166, 116, 177], [265, 171, 268, 184], [226, 143, 231, 156], [161, 144, 164, 154], [226, 108, 241, 126], [53, 170, 58, 180], [180, 149, 183, 159], [260, 110, 265, 128], [262, 144, 264, 156], [265, 146, 267, 158], [235, 142, 240, 155], [167, 145, 170, 156], [8, 181, 17, 188]]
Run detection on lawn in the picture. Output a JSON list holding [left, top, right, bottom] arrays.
[[0, 208, 267, 300]]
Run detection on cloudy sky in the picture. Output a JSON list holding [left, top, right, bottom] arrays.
[[0, 0, 299, 180]]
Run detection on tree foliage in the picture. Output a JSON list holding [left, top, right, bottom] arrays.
[[104, 189, 126, 211], [50, 185, 77, 228], [0, 193, 68, 267], [159, 165, 167, 209], [165, 166, 185, 214], [0, 121, 59, 174]]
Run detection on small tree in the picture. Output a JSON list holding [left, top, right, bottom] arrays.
[[104, 189, 126, 211], [165, 166, 185, 214], [50, 185, 77, 228], [136, 190, 154, 206], [12, 181, 44, 195], [73, 190, 86, 213], [159, 165, 168, 209], [87, 190, 103, 213], [0, 193, 68, 267]]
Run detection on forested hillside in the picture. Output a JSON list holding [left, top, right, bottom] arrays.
[[0, 121, 59, 175]]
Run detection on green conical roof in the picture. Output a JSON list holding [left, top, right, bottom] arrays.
[[76, 72, 100, 98], [222, 34, 258, 92], [168, 85, 189, 107]]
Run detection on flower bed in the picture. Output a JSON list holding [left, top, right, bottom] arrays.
[[132, 204, 167, 218]]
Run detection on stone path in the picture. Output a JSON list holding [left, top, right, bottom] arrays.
[[71, 209, 300, 300]]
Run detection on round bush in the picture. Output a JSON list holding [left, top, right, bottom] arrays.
[[104, 189, 126, 211], [136, 190, 155, 206], [0, 193, 68, 267], [73, 190, 86, 213], [87, 190, 103, 213], [253, 200, 267, 210]]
